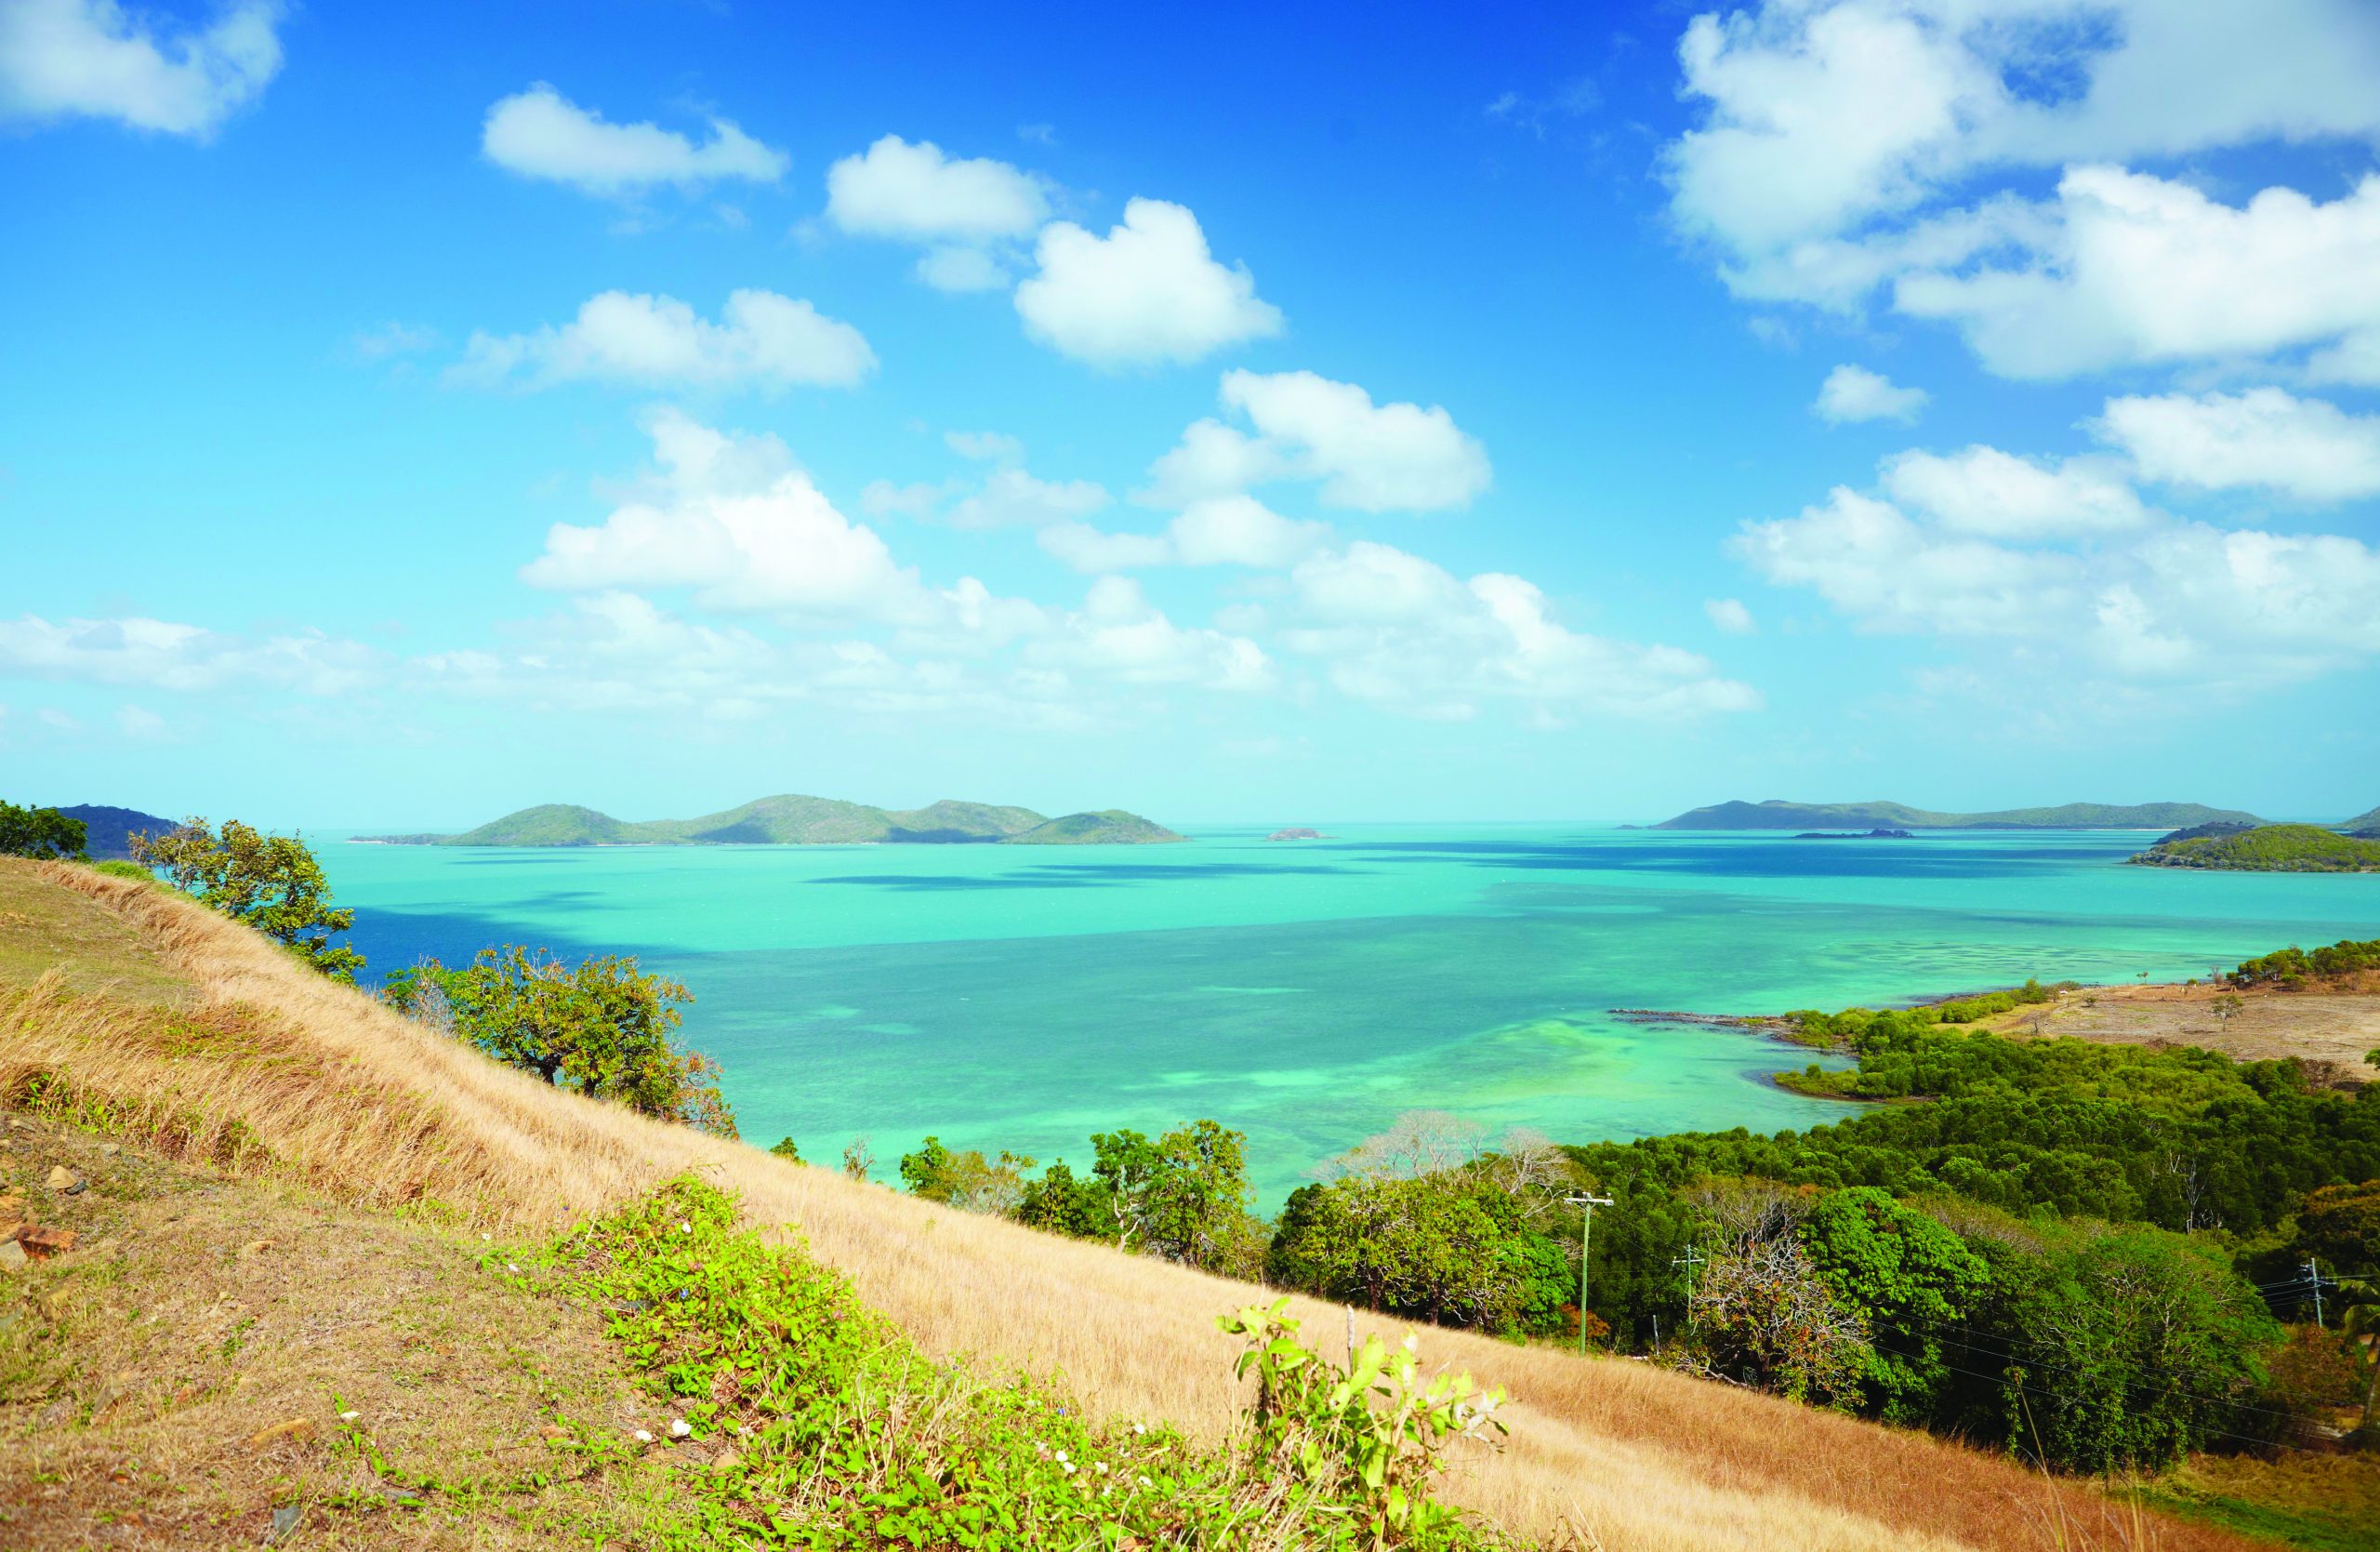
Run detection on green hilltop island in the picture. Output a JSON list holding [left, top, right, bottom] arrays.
[[2127, 812, 2380, 873], [1649, 798, 2262, 831], [363, 794, 1186, 848]]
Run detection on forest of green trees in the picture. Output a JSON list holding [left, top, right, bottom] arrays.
[[888, 944, 2380, 1474]]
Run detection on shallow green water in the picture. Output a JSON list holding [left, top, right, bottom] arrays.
[[320, 825, 2380, 1200]]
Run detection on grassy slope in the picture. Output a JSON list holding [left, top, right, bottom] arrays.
[[2337, 805, 2380, 834], [0, 860, 2267, 1552], [1656, 800, 2263, 830], [2131, 824, 2380, 873]]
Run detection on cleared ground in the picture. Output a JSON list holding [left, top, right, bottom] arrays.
[[1977, 978, 2380, 1081], [0, 858, 2268, 1551]]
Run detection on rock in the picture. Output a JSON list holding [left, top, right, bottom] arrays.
[[243, 1417, 316, 1449], [710, 1447, 741, 1473], [99, 1143, 120, 1157], [266, 1504, 302, 1544], [0, 1241, 26, 1270], [45, 1165, 76, 1192], [19, 1226, 77, 1260]]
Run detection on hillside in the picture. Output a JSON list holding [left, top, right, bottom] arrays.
[[2341, 804, 2380, 836], [0, 857, 2256, 1552], [46, 803, 177, 859], [1654, 798, 2263, 831], [378, 793, 1180, 847], [2129, 822, 2380, 873]]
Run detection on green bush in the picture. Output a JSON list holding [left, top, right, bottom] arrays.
[[0, 800, 87, 861]]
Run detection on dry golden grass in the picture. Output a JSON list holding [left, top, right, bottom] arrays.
[[0, 858, 2262, 1552]]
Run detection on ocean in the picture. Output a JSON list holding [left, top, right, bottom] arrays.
[[319, 825, 2380, 1200]]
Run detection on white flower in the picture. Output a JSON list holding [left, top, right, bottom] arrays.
[[337, 1411, 360, 1422], [480, 1232, 492, 1241], [1138, 1475, 1152, 1488], [1100, 1483, 1112, 1498], [633, 1429, 654, 1443], [678, 1221, 692, 1234], [1131, 1422, 1145, 1435], [669, 1418, 693, 1439], [506, 1262, 521, 1273], [1094, 1462, 1108, 1476], [1053, 1449, 1067, 1464], [1061, 1462, 1077, 1475]]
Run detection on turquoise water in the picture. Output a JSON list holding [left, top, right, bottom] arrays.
[[319, 826, 2380, 1200]]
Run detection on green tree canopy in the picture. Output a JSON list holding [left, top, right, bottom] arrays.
[[131, 817, 363, 981], [0, 800, 88, 861], [382, 945, 734, 1136]]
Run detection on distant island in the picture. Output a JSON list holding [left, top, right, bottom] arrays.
[[1264, 828, 1325, 842], [2341, 803, 2380, 837], [363, 795, 1186, 848], [2128, 823, 2380, 873], [1653, 799, 2262, 831], [1791, 829, 1911, 840], [41, 803, 177, 860]]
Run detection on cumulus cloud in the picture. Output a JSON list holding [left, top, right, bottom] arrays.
[[825, 135, 1051, 293], [453, 290, 875, 391], [481, 83, 787, 197], [1814, 364, 1928, 424], [826, 134, 1047, 241], [1665, 0, 2380, 378], [945, 469, 1110, 530], [1037, 496, 1330, 574], [1282, 541, 1761, 722], [1704, 598, 1757, 634], [0, 0, 282, 137], [1879, 445, 2148, 537], [0, 612, 380, 694], [1025, 577, 1271, 692], [2091, 388, 2380, 502], [1015, 198, 1283, 367], [1144, 370, 1490, 512], [1732, 441, 2380, 691]]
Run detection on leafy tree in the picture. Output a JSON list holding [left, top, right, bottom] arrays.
[[1799, 1187, 1988, 1423], [1014, 1158, 1114, 1238], [769, 1136, 803, 1164], [2295, 1180, 2380, 1273], [1691, 1229, 1870, 1405], [131, 817, 364, 981], [0, 801, 87, 861], [1091, 1120, 1255, 1271], [382, 946, 733, 1135], [897, 1135, 1035, 1215]]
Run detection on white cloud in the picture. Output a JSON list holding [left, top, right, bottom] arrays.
[[1037, 496, 1329, 574], [1879, 444, 2148, 537], [347, 322, 441, 363], [2091, 388, 2380, 502], [0, 613, 379, 694], [1814, 364, 1928, 424], [0, 0, 282, 137], [115, 703, 165, 738], [1733, 443, 2380, 691], [914, 245, 1009, 293], [826, 134, 1048, 242], [453, 290, 874, 391], [1665, 1, 2380, 378], [1893, 167, 2380, 379], [1143, 370, 1491, 512], [481, 83, 787, 197], [1704, 598, 1756, 635], [944, 430, 1024, 464], [1282, 542, 1761, 722], [522, 408, 925, 619], [1025, 577, 1272, 692], [945, 468, 1109, 530], [1015, 198, 1283, 367]]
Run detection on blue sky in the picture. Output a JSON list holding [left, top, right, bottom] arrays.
[[4, 0, 2378, 828]]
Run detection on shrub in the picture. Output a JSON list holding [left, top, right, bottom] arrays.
[[0, 800, 87, 860], [131, 817, 364, 982]]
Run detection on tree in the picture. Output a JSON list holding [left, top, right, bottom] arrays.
[[769, 1136, 803, 1164], [1690, 1231, 1871, 1404], [1091, 1120, 1254, 1270], [1799, 1187, 1988, 1423], [897, 1135, 1035, 1215], [840, 1134, 875, 1181], [382, 946, 734, 1136], [0, 801, 87, 861], [131, 817, 363, 981]]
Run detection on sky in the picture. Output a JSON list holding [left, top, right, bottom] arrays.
[[4, 0, 2378, 829]]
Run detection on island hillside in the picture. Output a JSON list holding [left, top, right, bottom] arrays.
[[1654, 798, 2262, 830], [0, 856, 2266, 1552], [2128, 822, 2380, 873], [2342, 803, 2380, 835], [369, 793, 1184, 847], [41, 803, 178, 860]]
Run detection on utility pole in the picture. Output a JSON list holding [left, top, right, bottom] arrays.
[[1673, 1244, 1705, 1306], [1565, 1192, 1614, 1355], [2307, 1259, 2328, 1325]]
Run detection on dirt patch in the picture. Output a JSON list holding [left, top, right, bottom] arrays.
[[0, 1111, 679, 1549], [1978, 981, 2380, 1080]]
